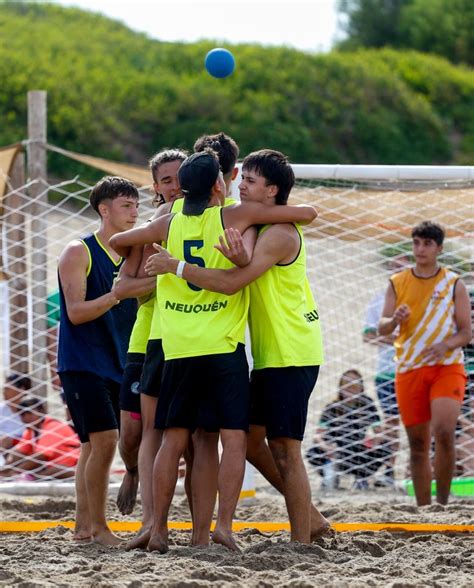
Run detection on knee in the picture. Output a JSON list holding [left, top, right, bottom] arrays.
[[269, 440, 291, 470], [408, 436, 429, 460], [433, 425, 455, 448]]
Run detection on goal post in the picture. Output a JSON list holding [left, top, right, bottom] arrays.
[[0, 156, 472, 493]]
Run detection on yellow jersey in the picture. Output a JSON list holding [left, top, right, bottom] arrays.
[[158, 206, 249, 359], [249, 224, 324, 369]]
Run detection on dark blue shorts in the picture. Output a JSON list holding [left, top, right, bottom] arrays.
[[250, 366, 319, 441], [139, 339, 165, 398], [375, 376, 399, 417], [119, 353, 144, 414], [156, 343, 249, 432], [59, 371, 120, 443]]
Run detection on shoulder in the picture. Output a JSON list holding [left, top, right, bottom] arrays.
[[59, 239, 89, 267], [257, 223, 299, 250]]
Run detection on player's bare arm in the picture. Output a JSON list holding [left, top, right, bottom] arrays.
[[145, 224, 298, 295], [422, 279, 473, 361], [109, 214, 173, 257], [223, 201, 317, 235], [112, 245, 156, 300], [378, 282, 410, 336], [58, 241, 119, 325]]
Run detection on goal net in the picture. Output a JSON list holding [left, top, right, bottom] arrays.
[[0, 156, 472, 497]]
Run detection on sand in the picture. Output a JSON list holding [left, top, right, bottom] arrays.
[[0, 486, 473, 587]]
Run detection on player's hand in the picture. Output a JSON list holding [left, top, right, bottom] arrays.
[[422, 341, 449, 362], [144, 243, 173, 276], [393, 304, 410, 324], [215, 228, 249, 266]]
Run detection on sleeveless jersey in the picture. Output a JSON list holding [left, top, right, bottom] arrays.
[[57, 232, 137, 382], [249, 224, 324, 370], [158, 206, 249, 359], [127, 295, 154, 354], [391, 267, 464, 373], [148, 197, 238, 342]]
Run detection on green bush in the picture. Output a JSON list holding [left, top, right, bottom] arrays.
[[0, 3, 472, 179]]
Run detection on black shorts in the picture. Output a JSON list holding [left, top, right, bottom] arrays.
[[59, 371, 120, 443], [120, 353, 145, 413], [250, 366, 319, 441], [156, 343, 249, 432], [139, 339, 165, 398]]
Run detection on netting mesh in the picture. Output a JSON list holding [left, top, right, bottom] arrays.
[[292, 178, 473, 492], [0, 165, 472, 493]]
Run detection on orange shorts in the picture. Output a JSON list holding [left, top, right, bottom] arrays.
[[395, 364, 466, 427]]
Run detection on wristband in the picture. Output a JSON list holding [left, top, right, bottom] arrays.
[[176, 260, 186, 279]]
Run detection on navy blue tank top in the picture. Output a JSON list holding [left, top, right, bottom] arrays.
[[57, 232, 137, 382]]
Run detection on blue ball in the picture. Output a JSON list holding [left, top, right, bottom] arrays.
[[205, 48, 235, 79]]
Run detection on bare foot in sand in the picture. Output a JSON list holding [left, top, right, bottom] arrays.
[[92, 529, 124, 547], [310, 518, 334, 541], [147, 532, 169, 554], [211, 529, 240, 552], [117, 468, 139, 515], [125, 527, 151, 551], [72, 534, 92, 544]]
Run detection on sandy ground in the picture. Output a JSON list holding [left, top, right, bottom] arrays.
[[0, 483, 473, 587]]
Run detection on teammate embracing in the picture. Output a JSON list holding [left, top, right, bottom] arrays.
[[145, 149, 329, 543]]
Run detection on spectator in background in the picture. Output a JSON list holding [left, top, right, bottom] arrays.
[[46, 289, 62, 392], [306, 369, 389, 490], [0, 374, 32, 460], [363, 254, 410, 485], [0, 397, 80, 479]]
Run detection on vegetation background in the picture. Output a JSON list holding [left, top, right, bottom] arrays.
[[0, 1, 473, 178]]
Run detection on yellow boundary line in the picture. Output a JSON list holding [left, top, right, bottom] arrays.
[[0, 521, 472, 533]]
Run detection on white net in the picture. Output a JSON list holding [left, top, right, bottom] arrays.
[[0, 158, 472, 498], [292, 176, 473, 494]]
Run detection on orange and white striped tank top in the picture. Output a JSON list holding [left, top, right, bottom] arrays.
[[391, 267, 464, 373]]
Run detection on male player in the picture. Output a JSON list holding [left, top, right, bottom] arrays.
[[57, 176, 139, 546], [110, 149, 317, 552], [115, 149, 187, 520], [144, 149, 328, 543], [379, 221, 472, 505]]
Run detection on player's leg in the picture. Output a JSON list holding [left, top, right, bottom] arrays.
[[60, 371, 92, 542], [247, 425, 329, 539], [208, 345, 249, 551], [430, 365, 466, 504], [212, 428, 247, 551], [125, 341, 164, 550], [396, 367, 432, 505], [405, 422, 432, 505], [190, 428, 219, 546], [269, 436, 311, 542], [148, 427, 190, 553], [148, 356, 197, 553], [72, 441, 92, 541], [117, 355, 144, 515], [86, 428, 122, 546]]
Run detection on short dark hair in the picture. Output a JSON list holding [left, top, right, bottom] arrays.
[[411, 221, 445, 246], [194, 133, 239, 177], [242, 149, 295, 205], [6, 373, 32, 391], [149, 148, 188, 184], [179, 149, 220, 215], [89, 176, 139, 216], [19, 396, 45, 414]]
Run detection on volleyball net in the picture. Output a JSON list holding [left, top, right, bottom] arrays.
[[0, 150, 472, 494]]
